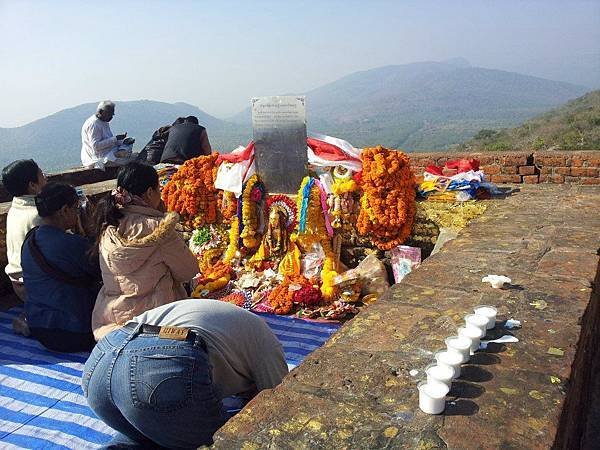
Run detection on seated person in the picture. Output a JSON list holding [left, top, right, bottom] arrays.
[[160, 115, 212, 164], [83, 299, 288, 449], [1, 160, 47, 335], [140, 117, 185, 165], [91, 162, 198, 340], [21, 182, 101, 352], [81, 100, 135, 169]]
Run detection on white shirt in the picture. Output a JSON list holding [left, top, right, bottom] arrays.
[[132, 299, 288, 399], [81, 114, 118, 168], [5, 195, 42, 282]]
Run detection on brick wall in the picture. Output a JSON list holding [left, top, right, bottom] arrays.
[[409, 150, 600, 184]]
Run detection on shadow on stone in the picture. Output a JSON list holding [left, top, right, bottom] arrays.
[[459, 365, 494, 382], [469, 352, 501, 365], [480, 343, 507, 354], [449, 381, 485, 399], [444, 399, 480, 416], [505, 284, 524, 291]]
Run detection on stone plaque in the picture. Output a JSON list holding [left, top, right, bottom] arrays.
[[252, 95, 307, 193]]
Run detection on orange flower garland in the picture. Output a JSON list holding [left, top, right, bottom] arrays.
[[162, 154, 220, 226], [357, 146, 416, 250], [267, 280, 295, 315], [239, 174, 263, 249]]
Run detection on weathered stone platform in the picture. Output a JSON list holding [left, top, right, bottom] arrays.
[[213, 184, 600, 449]]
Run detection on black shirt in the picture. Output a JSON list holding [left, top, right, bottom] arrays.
[[160, 122, 211, 164]]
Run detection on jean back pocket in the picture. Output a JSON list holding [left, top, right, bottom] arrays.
[[130, 354, 196, 412]]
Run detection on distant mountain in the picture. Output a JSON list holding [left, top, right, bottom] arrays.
[[0, 60, 590, 172], [0, 100, 250, 171], [231, 60, 588, 150], [459, 90, 600, 151]]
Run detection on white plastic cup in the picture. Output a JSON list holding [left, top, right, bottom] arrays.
[[435, 350, 462, 379], [418, 380, 449, 414], [458, 326, 482, 353], [474, 305, 498, 330], [425, 363, 454, 389], [445, 335, 472, 363], [465, 314, 488, 337]]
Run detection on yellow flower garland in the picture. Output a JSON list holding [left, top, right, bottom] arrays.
[[223, 217, 240, 263], [296, 177, 339, 302], [240, 174, 261, 249]]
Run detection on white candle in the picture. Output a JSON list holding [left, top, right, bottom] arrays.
[[445, 336, 472, 363], [418, 380, 449, 414], [425, 363, 454, 388], [435, 350, 462, 378], [458, 326, 481, 353], [465, 314, 488, 337], [474, 305, 498, 330]]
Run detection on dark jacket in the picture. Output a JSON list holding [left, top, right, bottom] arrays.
[[21, 225, 101, 333], [141, 125, 171, 165], [161, 122, 212, 164]]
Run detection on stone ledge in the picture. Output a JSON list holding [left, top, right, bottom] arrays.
[[213, 184, 600, 449]]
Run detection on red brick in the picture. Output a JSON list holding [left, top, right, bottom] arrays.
[[570, 156, 585, 167], [581, 178, 600, 185], [442, 168, 458, 177], [490, 174, 522, 184], [501, 166, 518, 174], [501, 154, 528, 166], [523, 175, 539, 184], [477, 156, 497, 165], [540, 167, 552, 174], [518, 166, 536, 175], [538, 174, 548, 183], [535, 155, 567, 166], [481, 165, 501, 175], [564, 176, 581, 183], [548, 175, 565, 183], [570, 167, 599, 177], [555, 167, 570, 175]]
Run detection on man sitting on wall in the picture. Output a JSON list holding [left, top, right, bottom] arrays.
[[81, 100, 135, 169], [160, 115, 212, 164], [1, 159, 47, 335]]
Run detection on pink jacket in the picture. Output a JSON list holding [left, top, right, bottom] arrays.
[[92, 205, 198, 340]]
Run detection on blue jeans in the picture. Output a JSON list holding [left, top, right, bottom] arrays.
[[82, 324, 227, 449]]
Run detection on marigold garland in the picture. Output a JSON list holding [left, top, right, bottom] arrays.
[[267, 280, 294, 315], [162, 154, 220, 226], [192, 260, 233, 297], [295, 177, 339, 302], [357, 146, 416, 250], [239, 174, 263, 249], [223, 217, 240, 263]]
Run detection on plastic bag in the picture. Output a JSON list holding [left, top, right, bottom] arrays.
[[334, 253, 389, 296], [390, 245, 421, 283], [301, 242, 326, 280]]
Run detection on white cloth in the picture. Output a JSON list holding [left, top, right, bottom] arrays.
[[131, 299, 288, 399], [5, 195, 42, 282], [214, 146, 256, 197], [306, 132, 363, 172], [80, 114, 120, 169]]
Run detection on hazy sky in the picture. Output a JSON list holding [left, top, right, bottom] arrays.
[[1, 0, 599, 127]]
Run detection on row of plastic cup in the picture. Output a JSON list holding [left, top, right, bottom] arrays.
[[418, 305, 498, 414]]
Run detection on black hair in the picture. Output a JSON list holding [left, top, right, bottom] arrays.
[[185, 115, 199, 124], [173, 117, 185, 125], [35, 182, 78, 218], [93, 161, 159, 239], [1, 159, 40, 197]]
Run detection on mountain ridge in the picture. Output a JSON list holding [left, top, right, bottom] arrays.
[[0, 60, 589, 171]]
